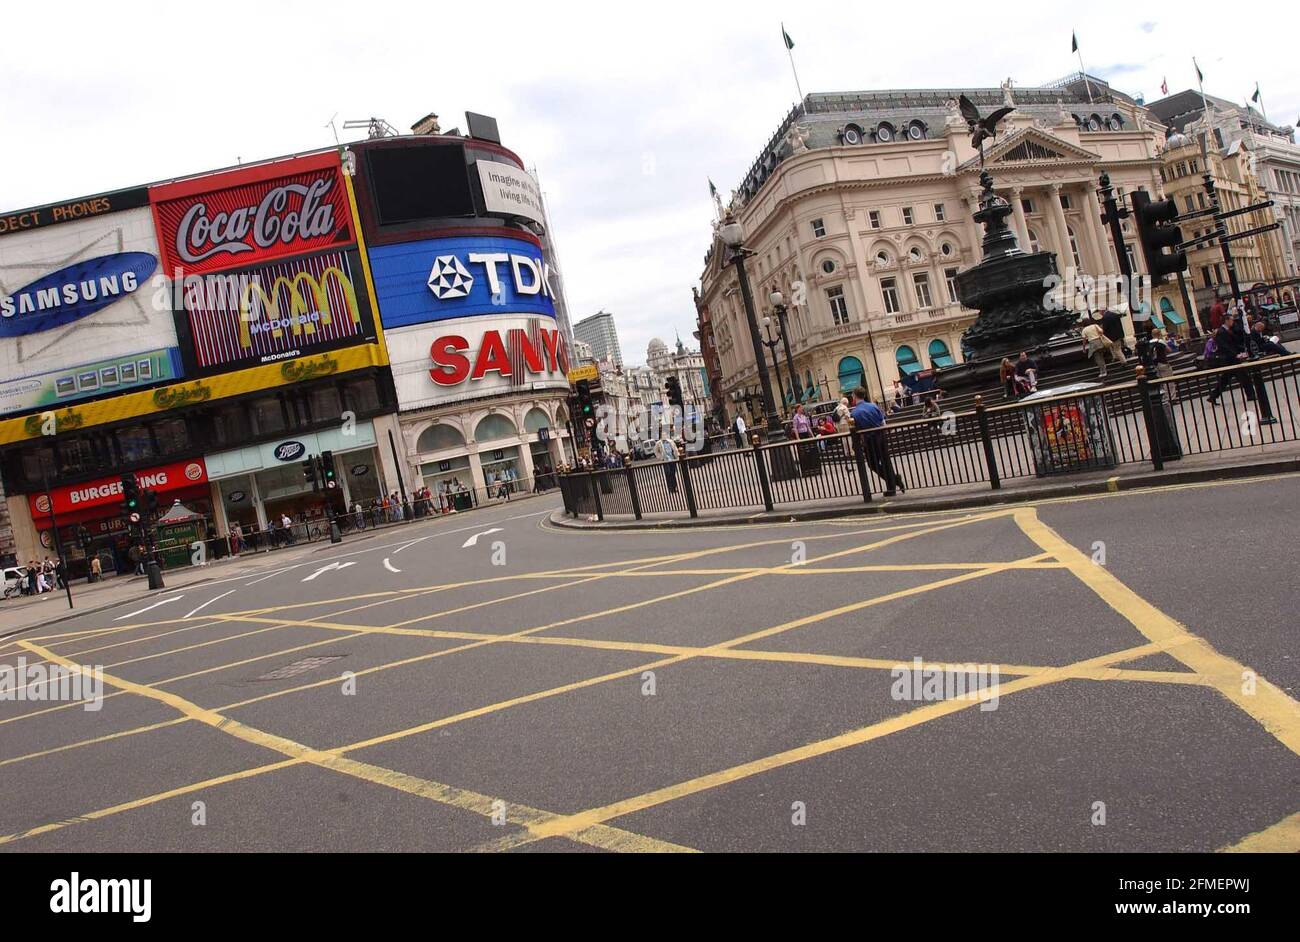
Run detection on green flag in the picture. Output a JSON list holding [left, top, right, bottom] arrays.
[[1252, 83, 1261, 104], [1071, 31, 1078, 53], [708, 178, 718, 198], [1194, 58, 1203, 84], [782, 25, 794, 50]]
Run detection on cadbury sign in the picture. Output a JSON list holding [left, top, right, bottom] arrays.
[[151, 153, 353, 277]]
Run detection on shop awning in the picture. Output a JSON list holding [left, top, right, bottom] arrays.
[[930, 354, 956, 369]]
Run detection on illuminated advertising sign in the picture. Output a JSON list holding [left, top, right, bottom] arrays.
[[0, 205, 184, 416], [386, 314, 569, 412], [367, 234, 556, 329], [151, 153, 353, 278], [178, 248, 371, 371], [29, 457, 208, 518]]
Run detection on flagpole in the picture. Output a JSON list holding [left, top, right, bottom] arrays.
[[783, 23, 805, 105], [1194, 57, 1212, 147], [1074, 31, 1093, 104], [1256, 85, 1269, 125]]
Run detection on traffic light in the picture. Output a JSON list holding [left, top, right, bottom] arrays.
[[120, 472, 140, 514], [302, 457, 318, 490], [665, 375, 684, 409], [575, 380, 595, 419], [319, 451, 337, 488], [1130, 190, 1188, 284], [143, 489, 159, 516]]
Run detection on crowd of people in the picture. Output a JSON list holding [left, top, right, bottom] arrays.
[[8, 557, 68, 596]]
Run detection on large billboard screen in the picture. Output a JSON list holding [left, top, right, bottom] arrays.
[[177, 247, 373, 372], [0, 200, 184, 416], [150, 153, 354, 279], [367, 234, 556, 329]]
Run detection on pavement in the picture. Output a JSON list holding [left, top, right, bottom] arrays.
[[0, 476, 1297, 852]]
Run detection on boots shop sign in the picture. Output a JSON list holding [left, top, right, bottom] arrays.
[[151, 153, 353, 277]]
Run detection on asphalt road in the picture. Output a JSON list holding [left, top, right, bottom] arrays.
[[1, 477, 1297, 853]]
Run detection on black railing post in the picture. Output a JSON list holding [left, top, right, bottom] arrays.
[[587, 467, 605, 521], [1135, 367, 1164, 472], [974, 395, 1001, 491], [850, 428, 873, 502], [751, 434, 775, 512], [624, 459, 643, 520], [678, 455, 698, 518]]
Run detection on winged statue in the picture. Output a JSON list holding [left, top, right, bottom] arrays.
[[959, 94, 1014, 165]]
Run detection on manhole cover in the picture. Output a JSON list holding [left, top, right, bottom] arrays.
[[256, 656, 345, 681]]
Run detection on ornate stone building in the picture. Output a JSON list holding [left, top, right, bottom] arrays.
[[698, 77, 1166, 415]]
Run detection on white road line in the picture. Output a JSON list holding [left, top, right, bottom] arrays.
[[114, 596, 185, 621], [392, 539, 424, 556], [302, 561, 356, 583], [185, 589, 237, 619], [383, 558, 401, 574], [246, 567, 298, 587], [461, 527, 504, 548]]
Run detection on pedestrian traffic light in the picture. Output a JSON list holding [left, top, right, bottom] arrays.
[[665, 375, 684, 409], [319, 451, 337, 488], [1130, 190, 1188, 284], [302, 457, 318, 490], [120, 472, 140, 514], [575, 380, 594, 419]]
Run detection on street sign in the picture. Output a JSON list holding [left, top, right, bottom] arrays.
[[567, 364, 599, 384]]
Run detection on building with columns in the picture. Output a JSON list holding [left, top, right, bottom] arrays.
[[698, 77, 1166, 416]]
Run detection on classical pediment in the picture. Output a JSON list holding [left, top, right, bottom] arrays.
[[959, 127, 1100, 172]]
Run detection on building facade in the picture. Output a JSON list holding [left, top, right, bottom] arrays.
[[1148, 91, 1300, 281], [698, 79, 1166, 418], [572, 310, 624, 368]]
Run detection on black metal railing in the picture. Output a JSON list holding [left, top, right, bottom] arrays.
[[559, 352, 1300, 520]]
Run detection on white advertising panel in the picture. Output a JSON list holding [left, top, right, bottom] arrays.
[[386, 313, 570, 412], [0, 205, 183, 415], [475, 162, 545, 225]]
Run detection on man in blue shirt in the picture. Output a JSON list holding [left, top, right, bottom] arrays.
[[849, 387, 904, 496]]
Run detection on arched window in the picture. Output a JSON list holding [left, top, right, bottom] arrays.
[[895, 345, 921, 376], [555, 402, 569, 424], [928, 339, 955, 369], [474, 413, 517, 442], [837, 356, 866, 394], [523, 407, 551, 432], [1027, 228, 1041, 253], [1067, 226, 1082, 271], [416, 423, 465, 454]]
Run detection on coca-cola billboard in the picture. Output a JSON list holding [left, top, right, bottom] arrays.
[[151, 152, 353, 277]]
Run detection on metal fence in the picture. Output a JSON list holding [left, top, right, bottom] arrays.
[[559, 353, 1300, 520]]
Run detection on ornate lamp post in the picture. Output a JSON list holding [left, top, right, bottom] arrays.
[[760, 316, 788, 413], [768, 290, 804, 404], [719, 213, 786, 443]]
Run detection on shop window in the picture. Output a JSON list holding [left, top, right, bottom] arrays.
[[248, 396, 288, 437], [928, 339, 955, 369], [308, 384, 343, 425], [55, 435, 99, 477], [115, 426, 156, 464], [152, 417, 191, 456], [416, 423, 466, 453], [896, 345, 921, 376], [17, 445, 56, 489], [341, 377, 382, 415], [481, 445, 523, 494], [475, 413, 517, 442], [212, 403, 252, 443]]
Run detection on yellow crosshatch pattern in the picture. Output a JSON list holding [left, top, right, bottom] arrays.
[[0, 504, 1296, 853]]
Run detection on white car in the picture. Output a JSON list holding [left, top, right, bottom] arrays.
[[3, 566, 26, 599]]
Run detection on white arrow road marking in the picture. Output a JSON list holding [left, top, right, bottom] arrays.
[[185, 589, 237, 619], [302, 561, 356, 583], [461, 528, 504, 548], [115, 596, 185, 621], [392, 538, 425, 556], [383, 558, 401, 574]]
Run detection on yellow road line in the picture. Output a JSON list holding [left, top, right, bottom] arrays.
[[488, 641, 1164, 850], [1219, 810, 1300, 853], [1014, 508, 1300, 756], [5, 640, 691, 853]]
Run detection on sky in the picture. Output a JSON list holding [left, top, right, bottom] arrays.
[[3, 1, 1294, 366]]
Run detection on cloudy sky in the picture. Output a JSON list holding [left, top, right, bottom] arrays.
[[3, 1, 1293, 365]]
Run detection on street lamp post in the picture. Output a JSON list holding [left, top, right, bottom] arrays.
[[719, 214, 786, 443], [768, 291, 804, 404], [760, 317, 787, 414]]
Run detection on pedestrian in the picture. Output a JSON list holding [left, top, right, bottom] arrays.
[[1207, 312, 1276, 424], [1081, 315, 1111, 378], [1015, 351, 1039, 391], [1100, 308, 1131, 358], [657, 436, 680, 493], [849, 386, 904, 496], [999, 358, 1018, 399], [89, 555, 102, 584], [54, 556, 67, 590], [734, 414, 747, 448], [834, 396, 851, 433], [792, 404, 812, 439], [1250, 320, 1290, 356], [1209, 298, 1227, 332], [25, 561, 38, 596]]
